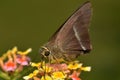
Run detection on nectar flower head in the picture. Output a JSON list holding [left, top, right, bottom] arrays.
[[0, 46, 92, 80], [23, 60, 91, 80], [0, 47, 32, 80]]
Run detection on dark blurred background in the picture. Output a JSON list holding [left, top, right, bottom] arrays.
[[0, 0, 120, 80]]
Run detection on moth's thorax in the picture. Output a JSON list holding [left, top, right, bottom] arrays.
[[44, 45, 64, 57]]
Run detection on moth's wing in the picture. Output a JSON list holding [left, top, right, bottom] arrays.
[[47, 1, 92, 54]]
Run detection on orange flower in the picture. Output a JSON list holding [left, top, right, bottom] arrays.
[[4, 59, 17, 71], [69, 71, 81, 80]]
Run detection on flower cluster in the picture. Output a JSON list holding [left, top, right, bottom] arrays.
[[0, 47, 31, 80], [23, 61, 91, 80], [0, 47, 91, 80]]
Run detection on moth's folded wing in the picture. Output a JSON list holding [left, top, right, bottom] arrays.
[[47, 2, 92, 54]]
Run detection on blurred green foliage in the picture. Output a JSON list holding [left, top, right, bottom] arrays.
[[0, 0, 120, 80]]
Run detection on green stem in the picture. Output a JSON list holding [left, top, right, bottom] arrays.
[[0, 71, 11, 80]]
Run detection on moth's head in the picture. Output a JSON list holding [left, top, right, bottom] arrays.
[[39, 46, 51, 58]]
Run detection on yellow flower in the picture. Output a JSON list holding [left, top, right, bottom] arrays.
[[41, 75, 52, 80], [23, 70, 39, 80], [33, 70, 39, 75], [11, 46, 17, 54], [42, 65, 52, 73], [30, 61, 52, 73], [30, 62, 41, 68], [52, 71, 66, 79], [68, 62, 82, 70], [23, 73, 34, 80], [81, 66, 91, 71]]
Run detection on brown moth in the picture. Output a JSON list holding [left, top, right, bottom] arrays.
[[40, 1, 92, 61]]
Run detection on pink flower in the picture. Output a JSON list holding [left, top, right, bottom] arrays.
[[69, 71, 81, 80], [48, 63, 68, 72], [16, 55, 30, 66], [4, 60, 17, 71]]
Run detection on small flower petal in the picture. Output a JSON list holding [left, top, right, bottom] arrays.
[[68, 63, 82, 70], [52, 71, 66, 79], [81, 66, 91, 71], [69, 71, 81, 80], [42, 66, 52, 73], [33, 70, 39, 75], [30, 62, 41, 67], [16, 56, 30, 66], [23, 73, 34, 80], [11, 46, 17, 54]]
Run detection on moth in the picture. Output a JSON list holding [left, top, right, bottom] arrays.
[[40, 1, 92, 61]]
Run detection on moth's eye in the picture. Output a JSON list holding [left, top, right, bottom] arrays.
[[44, 51, 50, 56]]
